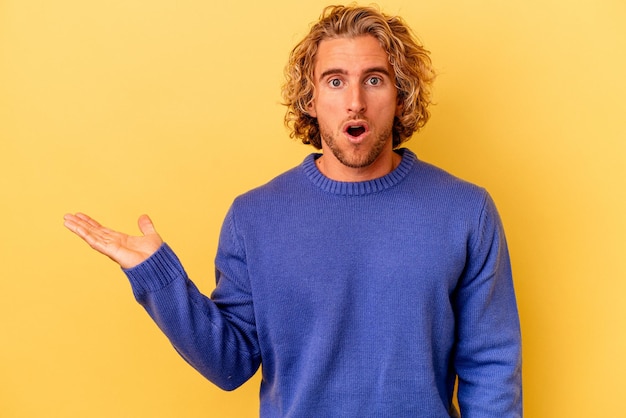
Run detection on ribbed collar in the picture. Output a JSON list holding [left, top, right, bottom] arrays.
[[301, 148, 416, 196]]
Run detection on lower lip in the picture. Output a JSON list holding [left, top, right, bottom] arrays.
[[345, 132, 368, 145]]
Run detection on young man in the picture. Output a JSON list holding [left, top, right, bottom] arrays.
[[64, 5, 522, 417]]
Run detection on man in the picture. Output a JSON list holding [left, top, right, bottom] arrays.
[[64, 5, 522, 417]]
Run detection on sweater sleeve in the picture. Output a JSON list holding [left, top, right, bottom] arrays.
[[454, 192, 523, 417], [123, 211, 261, 391]]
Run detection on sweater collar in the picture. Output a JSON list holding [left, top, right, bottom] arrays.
[[301, 148, 416, 196]]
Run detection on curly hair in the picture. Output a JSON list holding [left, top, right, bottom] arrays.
[[282, 4, 436, 149]]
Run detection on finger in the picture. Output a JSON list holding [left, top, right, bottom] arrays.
[[65, 221, 123, 259], [63, 214, 89, 236], [74, 212, 103, 229], [65, 218, 103, 242], [137, 214, 158, 236], [64, 213, 98, 231], [64, 214, 113, 243], [68, 213, 119, 237]]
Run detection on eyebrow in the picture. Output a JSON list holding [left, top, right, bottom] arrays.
[[318, 67, 392, 82]]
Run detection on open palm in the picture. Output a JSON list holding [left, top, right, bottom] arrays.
[[63, 213, 163, 269]]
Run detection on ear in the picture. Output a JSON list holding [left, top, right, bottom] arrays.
[[307, 100, 317, 118], [395, 99, 403, 117]]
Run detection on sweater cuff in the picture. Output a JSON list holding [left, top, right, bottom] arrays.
[[123, 243, 186, 296]]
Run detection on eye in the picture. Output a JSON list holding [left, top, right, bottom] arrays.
[[367, 76, 383, 86], [329, 78, 343, 88]]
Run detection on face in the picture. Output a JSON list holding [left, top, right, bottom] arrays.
[[309, 35, 401, 180]]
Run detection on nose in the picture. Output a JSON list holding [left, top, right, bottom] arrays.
[[347, 85, 366, 115]]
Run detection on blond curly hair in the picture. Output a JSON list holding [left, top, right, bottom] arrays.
[[282, 5, 436, 149]]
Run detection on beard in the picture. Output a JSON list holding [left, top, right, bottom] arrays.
[[320, 120, 394, 169]]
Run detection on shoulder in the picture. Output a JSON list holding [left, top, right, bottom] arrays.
[[227, 155, 314, 214], [403, 151, 490, 212]]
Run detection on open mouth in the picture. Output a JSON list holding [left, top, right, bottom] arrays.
[[347, 125, 366, 137]]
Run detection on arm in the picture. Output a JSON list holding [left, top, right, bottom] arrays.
[[454, 195, 523, 417], [63, 212, 261, 390], [126, 243, 261, 390]]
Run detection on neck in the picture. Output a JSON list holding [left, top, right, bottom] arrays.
[[316, 149, 401, 182]]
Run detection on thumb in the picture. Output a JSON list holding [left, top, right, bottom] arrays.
[[137, 214, 158, 236]]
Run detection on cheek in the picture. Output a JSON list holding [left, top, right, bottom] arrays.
[[309, 93, 336, 119]]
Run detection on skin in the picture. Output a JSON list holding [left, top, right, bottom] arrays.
[[63, 213, 162, 269], [309, 35, 402, 182], [64, 34, 403, 266]]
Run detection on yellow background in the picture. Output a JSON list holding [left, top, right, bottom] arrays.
[[1, 0, 625, 416]]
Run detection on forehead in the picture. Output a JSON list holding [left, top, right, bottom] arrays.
[[314, 35, 392, 75]]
